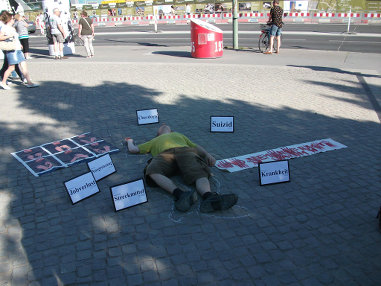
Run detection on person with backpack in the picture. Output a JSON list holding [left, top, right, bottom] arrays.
[[78, 11, 94, 58]]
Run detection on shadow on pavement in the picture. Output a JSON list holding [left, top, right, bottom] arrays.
[[152, 51, 191, 58], [0, 75, 381, 285]]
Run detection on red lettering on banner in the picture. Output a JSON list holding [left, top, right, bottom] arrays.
[[266, 150, 288, 161], [299, 142, 325, 153], [216, 160, 234, 169], [245, 154, 268, 165], [281, 147, 304, 157], [322, 140, 335, 147], [230, 158, 249, 168]]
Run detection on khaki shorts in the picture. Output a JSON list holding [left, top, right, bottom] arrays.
[[52, 33, 64, 43], [145, 147, 211, 185]]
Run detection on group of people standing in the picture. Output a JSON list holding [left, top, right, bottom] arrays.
[[47, 8, 95, 59], [0, 9, 95, 90], [0, 10, 38, 90]]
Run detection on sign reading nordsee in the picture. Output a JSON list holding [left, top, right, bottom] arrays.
[[64, 172, 100, 204], [259, 160, 290, 186], [110, 179, 147, 211], [136, 108, 159, 125], [210, 116, 234, 133], [87, 154, 116, 181]]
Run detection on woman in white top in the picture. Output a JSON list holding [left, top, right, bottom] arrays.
[[0, 11, 38, 89]]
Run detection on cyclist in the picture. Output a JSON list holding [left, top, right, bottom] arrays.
[[264, 0, 283, 54]]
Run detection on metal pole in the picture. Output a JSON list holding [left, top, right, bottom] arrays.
[[154, 7, 158, 33], [232, 0, 238, 49], [347, 7, 351, 33]]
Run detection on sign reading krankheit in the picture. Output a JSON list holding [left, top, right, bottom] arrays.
[[110, 179, 148, 212], [136, 108, 159, 125], [87, 154, 116, 181], [210, 116, 234, 133], [64, 172, 100, 204], [259, 160, 290, 186]]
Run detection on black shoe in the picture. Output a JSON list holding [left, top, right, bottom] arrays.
[[200, 192, 238, 213], [174, 189, 197, 212], [377, 206, 381, 230]]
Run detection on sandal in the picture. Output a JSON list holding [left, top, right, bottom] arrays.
[[263, 51, 272, 55]]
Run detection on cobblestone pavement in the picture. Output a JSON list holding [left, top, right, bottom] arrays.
[[0, 45, 380, 286]]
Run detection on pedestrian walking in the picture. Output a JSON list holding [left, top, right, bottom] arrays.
[[14, 14, 30, 59], [78, 11, 94, 58], [0, 11, 38, 89], [264, 0, 283, 54], [0, 10, 25, 84], [48, 8, 67, 59], [185, 3, 191, 15]]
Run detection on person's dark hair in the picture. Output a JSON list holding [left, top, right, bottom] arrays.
[[82, 11, 88, 17], [0, 11, 13, 24], [273, 0, 279, 4]]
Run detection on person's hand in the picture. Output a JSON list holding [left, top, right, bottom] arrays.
[[206, 154, 216, 167]]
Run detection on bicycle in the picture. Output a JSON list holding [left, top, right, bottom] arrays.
[[258, 23, 283, 53]]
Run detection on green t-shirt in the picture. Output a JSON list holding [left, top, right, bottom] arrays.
[[138, 132, 197, 156]]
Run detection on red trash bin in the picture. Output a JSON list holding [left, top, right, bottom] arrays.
[[190, 19, 223, 58]]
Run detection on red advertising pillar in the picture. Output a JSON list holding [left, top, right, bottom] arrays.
[[190, 19, 223, 58]]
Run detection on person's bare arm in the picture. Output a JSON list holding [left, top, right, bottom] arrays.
[[0, 31, 12, 41], [195, 145, 216, 167], [57, 23, 65, 37], [78, 23, 82, 36], [126, 138, 140, 154]]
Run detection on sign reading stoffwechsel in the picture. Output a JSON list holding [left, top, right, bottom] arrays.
[[210, 116, 234, 133], [136, 108, 159, 125], [110, 178, 148, 212], [64, 172, 100, 204], [87, 154, 116, 181], [259, 160, 290, 186]]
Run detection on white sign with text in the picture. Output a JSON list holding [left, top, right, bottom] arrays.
[[110, 179, 147, 211], [64, 172, 100, 204], [259, 160, 290, 186], [136, 109, 159, 125], [87, 154, 116, 181], [210, 116, 234, 133]]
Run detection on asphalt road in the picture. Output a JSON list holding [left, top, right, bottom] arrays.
[[29, 23, 381, 54]]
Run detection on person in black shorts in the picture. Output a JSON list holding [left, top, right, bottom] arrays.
[[126, 124, 238, 212]]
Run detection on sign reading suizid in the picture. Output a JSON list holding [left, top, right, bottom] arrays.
[[110, 178, 148, 211], [64, 172, 100, 204], [259, 160, 290, 186], [136, 108, 159, 125], [210, 116, 234, 133], [87, 154, 116, 181]]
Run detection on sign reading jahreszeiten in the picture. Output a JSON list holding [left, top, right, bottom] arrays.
[[64, 172, 100, 204], [110, 179, 147, 211]]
